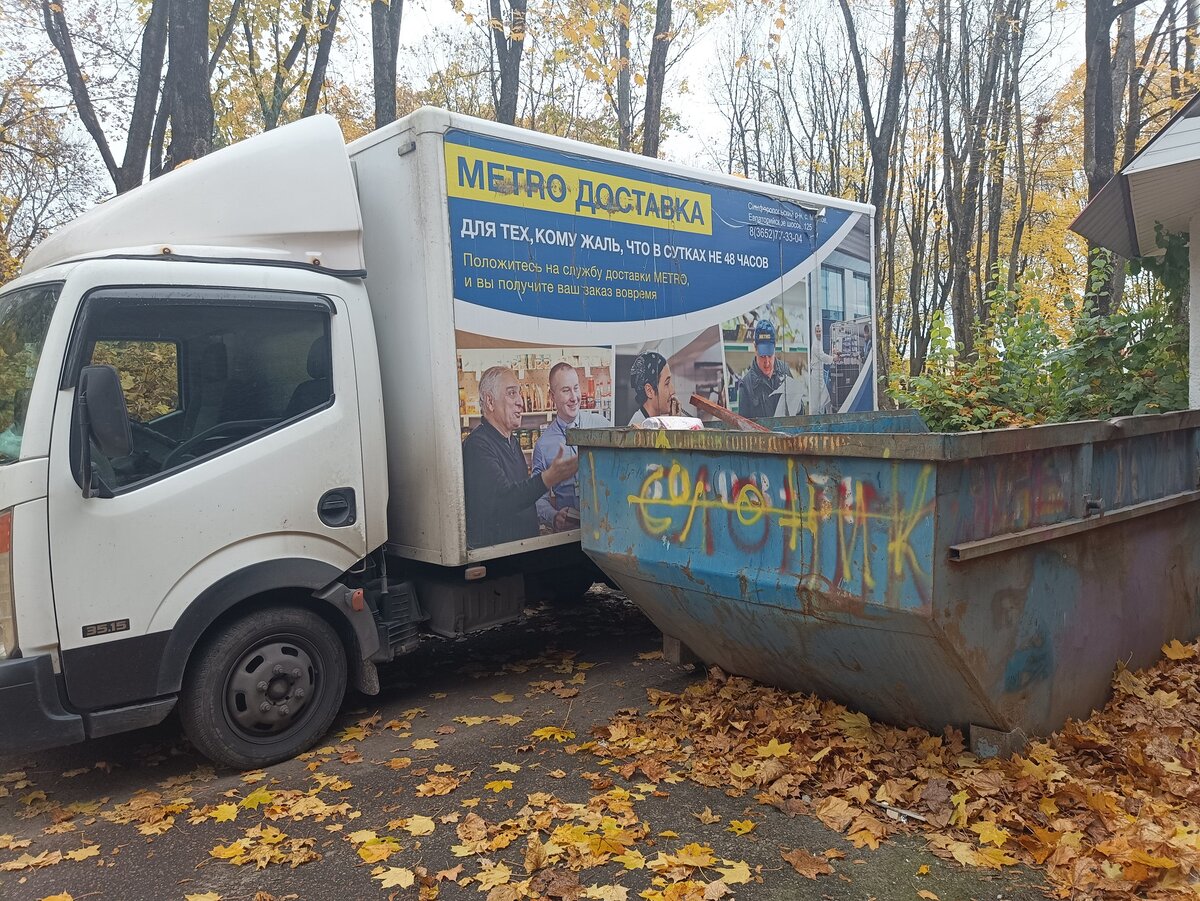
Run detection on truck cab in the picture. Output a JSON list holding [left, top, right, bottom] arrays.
[[0, 119, 394, 768]]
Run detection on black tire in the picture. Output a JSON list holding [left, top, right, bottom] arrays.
[[179, 607, 348, 769]]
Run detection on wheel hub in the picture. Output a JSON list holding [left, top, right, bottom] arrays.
[[225, 638, 318, 737]]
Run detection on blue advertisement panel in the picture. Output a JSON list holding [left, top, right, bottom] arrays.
[[445, 129, 862, 344], [447, 128, 875, 551]]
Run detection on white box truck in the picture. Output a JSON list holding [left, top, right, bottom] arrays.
[[0, 108, 875, 766]]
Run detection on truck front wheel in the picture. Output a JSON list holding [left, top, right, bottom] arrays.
[[179, 607, 348, 768]]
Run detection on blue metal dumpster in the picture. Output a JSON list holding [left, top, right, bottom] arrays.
[[572, 410, 1200, 745]]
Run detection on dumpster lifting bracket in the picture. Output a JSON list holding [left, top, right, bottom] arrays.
[[948, 488, 1200, 562]]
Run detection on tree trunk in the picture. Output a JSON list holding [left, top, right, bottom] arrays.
[[1006, 84, 1030, 299], [303, 0, 344, 117], [1082, 0, 1124, 312], [837, 0, 905, 388], [616, 6, 632, 151], [1189, 0, 1198, 72], [490, 0, 527, 125], [642, 0, 672, 157], [162, 0, 214, 173], [41, 0, 169, 193], [940, 0, 1008, 351], [371, 0, 404, 128]]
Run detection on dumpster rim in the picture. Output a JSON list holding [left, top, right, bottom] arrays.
[[570, 409, 1200, 461]]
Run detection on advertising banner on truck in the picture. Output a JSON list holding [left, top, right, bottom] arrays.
[[445, 129, 875, 551]]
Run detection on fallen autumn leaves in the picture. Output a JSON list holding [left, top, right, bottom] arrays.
[[0, 614, 1194, 901], [589, 638, 1200, 899]]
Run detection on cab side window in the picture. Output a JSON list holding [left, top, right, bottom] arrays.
[[92, 340, 181, 424], [73, 291, 333, 492]]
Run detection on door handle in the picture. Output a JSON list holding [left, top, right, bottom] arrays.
[[318, 488, 357, 527]]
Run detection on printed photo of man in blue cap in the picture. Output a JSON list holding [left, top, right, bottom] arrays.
[[737, 318, 792, 419]]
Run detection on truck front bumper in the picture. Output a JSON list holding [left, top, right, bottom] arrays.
[[0, 655, 84, 754]]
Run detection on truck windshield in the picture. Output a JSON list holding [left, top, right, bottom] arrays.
[[0, 283, 59, 464]]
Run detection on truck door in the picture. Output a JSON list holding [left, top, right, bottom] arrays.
[[47, 284, 368, 713]]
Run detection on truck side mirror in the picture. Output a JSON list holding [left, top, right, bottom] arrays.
[[75, 365, 131, 498]]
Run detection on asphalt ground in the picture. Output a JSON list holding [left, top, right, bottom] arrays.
[[0, 589, 1051, 901]]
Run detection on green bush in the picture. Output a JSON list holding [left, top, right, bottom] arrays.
[[889, 246, 1189, 431]]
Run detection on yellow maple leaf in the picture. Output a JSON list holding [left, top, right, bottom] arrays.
[[373, 866, 416, 888], [584, 885, 629, 900], [495, 714, 523, 726], [716, 859, 752, 884], [727, 820, 756, 836], [485, 780, 513, 793], [338, 725, 368, 742], [531, 726, 575, 742], [693, 807, 721, 825], [978, 847, 1018, 868], [672, 842, 717, 867], [357, 837, 401, 863], [211, 803, 238, 823], [475, 862, 513, 890], [38, 895, 74, 901], [185, 894, 222, 901], [950, 790, 969, 828], [755, 738, 792, 758], [403, 815, 435, 836], [613, 848, 646, 870], [587, 833, 627, 855], [971, 821, 1010, 848], [386, 757, 412, 770], [1162, 639, 1196, 660], [210, 841, 248, 860], [491, 692, 515, 703], [64, 845, 100, 862], [916, 864, 930, 876], [492, 761, 521, 773], [728, 762, 758, 779], [412, 738, 439, 750], [0, 850, 61, 872], [239, 787, 273, 810], [1126, 848, 1178, 869], [417, 774, 460, 797], [347, 829, 377, 844]]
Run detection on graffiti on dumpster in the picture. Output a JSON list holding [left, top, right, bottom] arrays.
[[622, 456, 935, 606]]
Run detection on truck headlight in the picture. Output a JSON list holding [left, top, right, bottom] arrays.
[[0, 510, 15, 659]]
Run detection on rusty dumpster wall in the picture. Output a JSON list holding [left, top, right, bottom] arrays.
[[578, 443, 998, 730], [931, 419, 1200, 736], [575, 410, 1200, 740]]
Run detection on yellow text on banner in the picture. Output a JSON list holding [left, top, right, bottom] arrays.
[[445, 143, 713, 237]]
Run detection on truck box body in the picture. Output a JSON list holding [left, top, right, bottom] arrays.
[[348, 108, 878, 566]]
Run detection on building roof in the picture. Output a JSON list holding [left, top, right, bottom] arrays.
[[1070, 92, 1200, 258], [22, 115, 364, 275]]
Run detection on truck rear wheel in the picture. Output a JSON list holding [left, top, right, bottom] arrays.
[[180, 607, 348, 769]]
